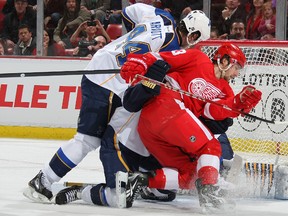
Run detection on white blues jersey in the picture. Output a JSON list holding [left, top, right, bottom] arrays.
[[84, 3, 180, 96], [84, 3, 180, 156]]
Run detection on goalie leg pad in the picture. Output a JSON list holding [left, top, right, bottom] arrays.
[[225, 154, 243, 184], [274, 165, 288, 200]]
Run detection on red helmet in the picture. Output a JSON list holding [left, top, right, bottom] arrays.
[[213, 43, 246, 68]]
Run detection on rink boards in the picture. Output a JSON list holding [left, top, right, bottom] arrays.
[[0, 57, 287, 150]]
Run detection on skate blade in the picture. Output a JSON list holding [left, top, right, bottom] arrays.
[[201, 202, 236, 214], [23, 186, 53, 204]]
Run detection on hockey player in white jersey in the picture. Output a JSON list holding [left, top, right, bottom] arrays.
[[53, 12, 213, 208], [23, 3, 210, 204]]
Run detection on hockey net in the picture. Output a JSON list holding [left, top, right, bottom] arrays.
[[194, 40, 288, 198]]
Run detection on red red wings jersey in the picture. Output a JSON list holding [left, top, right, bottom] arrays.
[[157, 49, 236, 120]]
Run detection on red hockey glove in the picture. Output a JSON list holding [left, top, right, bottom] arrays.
[[120, 53, 157, 83], [233, 85, 262, 113]]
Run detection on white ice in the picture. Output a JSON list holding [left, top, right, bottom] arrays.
[[0, 138, 287, 216]]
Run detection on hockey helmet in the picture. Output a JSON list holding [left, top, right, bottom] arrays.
[[213, 43, 246, 68], [181, 10, 211, 46]]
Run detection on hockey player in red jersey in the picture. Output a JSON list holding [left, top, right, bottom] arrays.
[[24, 3, 210, 205], [120, 43, 262, 211]]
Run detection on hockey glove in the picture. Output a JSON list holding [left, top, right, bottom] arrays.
[[141, 60, 170, 95], [233, 85, 262, 113], [120, 53, 157, 83]]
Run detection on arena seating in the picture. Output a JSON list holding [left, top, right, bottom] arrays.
[[0, 0, 5, 10], [106, 24, 122, 41], [0, 0, 6, 33]]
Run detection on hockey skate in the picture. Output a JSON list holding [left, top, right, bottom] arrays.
[[116, 171, 148, 208], [55, 185, 83, 205], [140, 187, 176, 202], [23, 170, 53, 203], [195, 179, 236, 214]]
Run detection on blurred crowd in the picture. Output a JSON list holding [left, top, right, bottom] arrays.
[[0, 0, 287, 57]]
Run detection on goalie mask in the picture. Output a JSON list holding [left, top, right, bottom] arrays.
[[180, 10, 211, 47]]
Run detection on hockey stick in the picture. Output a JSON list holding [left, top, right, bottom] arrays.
[[136, 74, 284, 125], [63, 181, 97, 187], [1, 68, 286, 125], [0, 69, 120, 78]]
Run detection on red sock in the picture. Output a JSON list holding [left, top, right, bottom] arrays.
[[148, 169, 166, 189]]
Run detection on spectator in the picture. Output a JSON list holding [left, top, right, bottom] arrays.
[[53, 0, 91, 49], [213, 0, 246, 36], [72, 33, 108, 58], [160, 0, 203, 23], [228, 19, 246, 39], [13, 24, 36, 55], [44, 0, 66, 32], [246, 0, 264, 40], [1, 0, 36, 44], [70, 19, 110, 47], [258, 1, 275, 40], [76, 34, 107, 58], [2, 0, 36, 14], [210, 26, 220, 39], [93, 34, 107, 50], [104, 0, 122, 28], [41, 29, 66, 56], [0, 38, 9, 55], [80, 0, 110, 24]]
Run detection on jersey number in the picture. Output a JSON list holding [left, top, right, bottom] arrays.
[[116, 25, 151, 66]]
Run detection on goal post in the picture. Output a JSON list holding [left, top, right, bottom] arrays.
[[195, 40, 288, 198]]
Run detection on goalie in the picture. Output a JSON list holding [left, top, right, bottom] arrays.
[[119, 43, 262, 211]]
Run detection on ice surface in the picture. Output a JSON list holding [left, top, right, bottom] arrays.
[[0, 138, 287, 216]]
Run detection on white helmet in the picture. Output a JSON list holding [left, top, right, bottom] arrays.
[[181, 10, 211, 47]]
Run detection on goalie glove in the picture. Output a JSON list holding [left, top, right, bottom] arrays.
[[120, 53, 157, 83], [233, 85, 262, 113], [141, 60, 170, 95]]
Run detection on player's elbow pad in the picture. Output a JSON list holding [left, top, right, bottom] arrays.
[[123, 84, 155, 112]]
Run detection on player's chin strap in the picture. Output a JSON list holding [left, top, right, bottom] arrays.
[[135, 74, 288, 125], [217, 58, 233, 79], [186, 33, 201, 48]]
